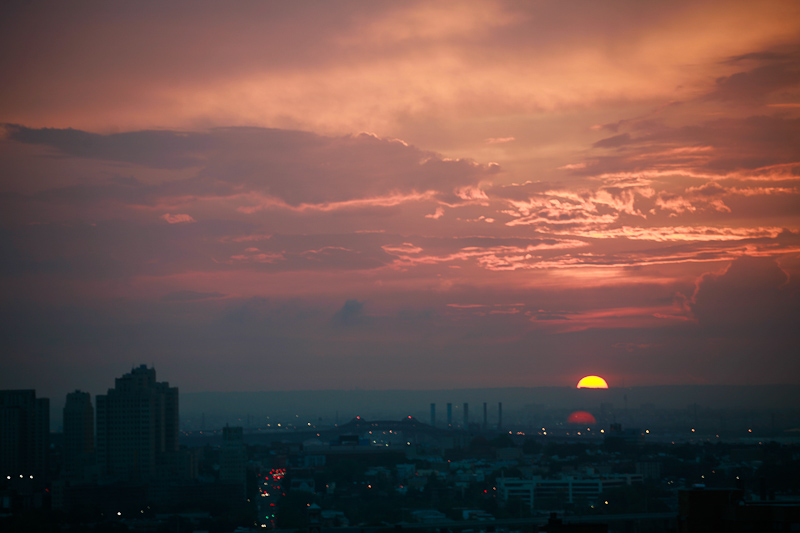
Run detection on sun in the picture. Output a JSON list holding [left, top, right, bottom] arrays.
[[567, 410, 597, 425], [577, 375, 609, 389]]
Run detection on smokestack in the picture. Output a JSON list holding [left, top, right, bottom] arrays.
[[447, 403, 452, 427], [498, 402, 503, 430], [430, 403, 436, 427], [463, 403, 469, 428], [483, 402, 488, 430]]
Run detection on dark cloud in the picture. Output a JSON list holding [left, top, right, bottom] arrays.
[[709, 49, 800, 104], [0, 220, 252, 281], [6, 126, 493, 206], [592, 133, 632, 149], [577, 49, 800, 178], [708, 63, 800, 104], [333, 299, 365, 326], [586, 115, 800, 173], [4, 125, 210, 169], [161, 290, 225, 302], [689, 256, 800, 332], [726, 51, 793, 63]]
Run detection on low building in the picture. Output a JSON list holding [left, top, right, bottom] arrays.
[[499, 474, 643, 510]]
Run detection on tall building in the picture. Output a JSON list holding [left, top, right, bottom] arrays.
[[220, 425, 247, 499], [96, 365, 178, 482], [63, 390, 94, 480], [0, 390, 49, 478]]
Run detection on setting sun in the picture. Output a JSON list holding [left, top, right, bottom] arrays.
[[577, 375, 609, 389]]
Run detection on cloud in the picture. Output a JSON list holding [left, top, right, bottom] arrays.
[[688, 256, 799, 331], [425, 206, 445, 219], [333, 299, 365, 326], [590, 115, 800, 173], [707, 49, 800, 105], [558, 163, 586, 170], [6, 126, 495, 210], [4, 125, 209, 169], [2, 5, 800, 392], [580, 47, 800, 178], [161, 290, 225, 302], [555, 225, 788, 242], [380, 236, 588, 271], [4, 1, 798, 140], [593, 133, 632, 149], [161, 213, 196, 224], [499, 183, 652, 228], [382, 243, 423, 255], [655, 183, 731, 215]]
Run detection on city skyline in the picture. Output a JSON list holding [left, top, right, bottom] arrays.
[[2, 1, 800, 401]]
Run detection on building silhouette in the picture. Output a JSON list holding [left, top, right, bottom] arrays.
[[678, 487, 800, 532], [220, 425, 247, 499], [63, 390, 94, 480], [0, 390, 49, 478], [96, 365, 178, 481]]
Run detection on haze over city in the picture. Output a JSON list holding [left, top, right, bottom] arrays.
[[2, 0, 800, 404]]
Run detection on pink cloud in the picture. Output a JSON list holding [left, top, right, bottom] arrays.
[[160, 213, 196, 224], [558, 163, 586, 170], [557, 225, 788, 242]]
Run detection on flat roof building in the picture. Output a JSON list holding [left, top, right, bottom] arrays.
[[63, 390, 94, 481], [0, 390, 49, 478], [499, 474, 643, 510], [96, 365, 178, 482]]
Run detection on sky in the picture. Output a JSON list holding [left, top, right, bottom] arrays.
[[1, 0, 799, 400]]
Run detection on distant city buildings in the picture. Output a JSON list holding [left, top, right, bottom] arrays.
[[4, 375, 800, 531], [0, 390, 49, 478], [96, 365, 179, 482]]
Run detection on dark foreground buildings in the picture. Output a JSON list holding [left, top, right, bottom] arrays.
[[96, 364, 179, 482], [0, 390, 49, 479], [679, 487, 800, 532], [0, 390, 49, 513], [47, 366, 248, 518], [62, 390, 94, 481]]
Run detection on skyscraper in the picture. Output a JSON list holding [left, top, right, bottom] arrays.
[[96, 365, 178, 482], [63, 390, 94, 480], [220, 425, 246, 499], [0, 390, 49, 478]]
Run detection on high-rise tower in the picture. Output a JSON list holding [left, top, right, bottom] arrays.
[[63, 390, 94, 480], [0, 390, 49, 478], [220, 425, 246, 499], [96, 365, 178, 481]]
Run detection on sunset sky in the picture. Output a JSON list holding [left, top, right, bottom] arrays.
[[2, 1, 799, 399]]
